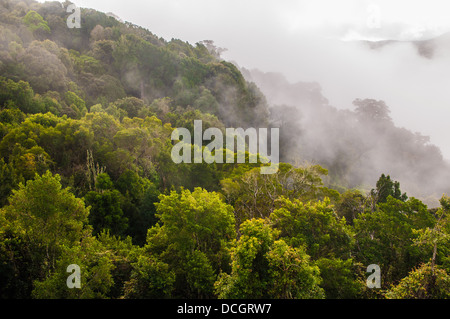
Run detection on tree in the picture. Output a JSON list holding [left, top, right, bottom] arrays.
[[0, 77, 40, 114], [4, 170, 89, 255], [335, 189, 365, 225], [112, 33, 178, 100], [146, 187, 235, 298], [111, 97, 145, 119], [385, 263, 450, 299], [353, 196, 434, 288], [370, 174, 408, 206], [18, 41, 68, 93], [413, 195, 450, 275], [198, 40, 227, 60], [84, 173, 128, 237], [64, 91, 87, 118], [32, 235, 115, 299], [193, 88, 219, 115], [215, 218, 324, 299], [266, 240, 324, 299], [353, 98, 392, 123], [270, 196, 354, 260], [315, 258, 365, 299], [221, 163, 338, 223], [115, 169, 160, 245], [1, 171, 90, 293], [0, 158, 21, 207], [23, 10, 50, 38], [184, 250, 216, 298], [123, 254, 175, 299]]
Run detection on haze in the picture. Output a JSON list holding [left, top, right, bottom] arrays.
[[55, 0, 450, 159]]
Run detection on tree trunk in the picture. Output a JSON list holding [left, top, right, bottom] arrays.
[[431, 242, 437, 275]]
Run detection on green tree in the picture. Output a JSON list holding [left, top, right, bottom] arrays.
[[0, 77, 39, 114], [370, 174, 408, 206], [215, 218, 324, 299], [23, 10, 50, 38], [1, 171, 90, 296], [184, 250, 216, 298], [84, 173, 128, 237], [18, 41, 68, 93], [123, 254, 175, 299], [385, 263, 450, 299], [111, 97, 145, 119], [315, 258, 365, 299], [353, 196, 434, 288], [221, 163, 338, 223], [0, 158, 21, 207], [270, 197, 353, 260], [335, 189, 365, 225], [32, 236, 114, 299], [146, 187, 235, 298], [413, 195, 450, 275], [64, 91, 87, 119], [115, 169, 160, 245]]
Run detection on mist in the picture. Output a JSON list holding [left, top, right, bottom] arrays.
[[247, 34, 450, 160], [230, 25, 450, 206], [34, 0, 450, 205], [236, 34, 450, 205], [66, 0, 450, 156]]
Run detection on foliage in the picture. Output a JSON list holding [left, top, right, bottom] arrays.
[[123, 254, 175, 299], [370, 174, 408, 206], [23, 10, 50, 37], [385, 263, 450, 299], [3, 171, 89, 268], [221, 163, 339, 223], [32, 236, 114, 299], [315, 258, 366, 299], [0, 170, 90, 297], [335, 189, 365, 225], [146, 187, 235, 298], [215, 218, 324, 299], [353, 196, 435, 288], [0, 0, 449, 300], [270, 197, 354, 260]]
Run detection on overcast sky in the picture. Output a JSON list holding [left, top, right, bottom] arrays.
[[61, 0, 450, 159]]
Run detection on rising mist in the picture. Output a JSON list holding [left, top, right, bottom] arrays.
[[235, 33, 450, 207]]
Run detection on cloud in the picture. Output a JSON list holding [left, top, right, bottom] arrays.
[[63, 0, 450, 159]]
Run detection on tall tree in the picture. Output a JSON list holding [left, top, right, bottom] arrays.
[[146, 187, 235, 298], [370, 173, 408, 206], [215, 218, 324, 299], [0, 170, 90, 297]]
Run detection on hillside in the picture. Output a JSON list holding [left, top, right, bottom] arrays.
[[0, 0, 269, 127], [242, 67, 450, 205], [1, 0, 450, 301]]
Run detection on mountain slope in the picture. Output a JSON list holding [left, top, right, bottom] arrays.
[[0, 0, 448, 206], [241, 67, 450, 205], [0, 0, 269, 128]]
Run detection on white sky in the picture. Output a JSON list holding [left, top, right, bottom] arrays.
[[67, 0, 450, 42], [44, 0, 450, 159]]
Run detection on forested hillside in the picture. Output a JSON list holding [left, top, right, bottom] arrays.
[[1, 0, 450, 299], [241, 67, 450, 205]]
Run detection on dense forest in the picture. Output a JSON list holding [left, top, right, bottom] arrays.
[[1, 0, 450, 299]]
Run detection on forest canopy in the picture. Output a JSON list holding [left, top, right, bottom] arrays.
[[0, 0, 449, 300]]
